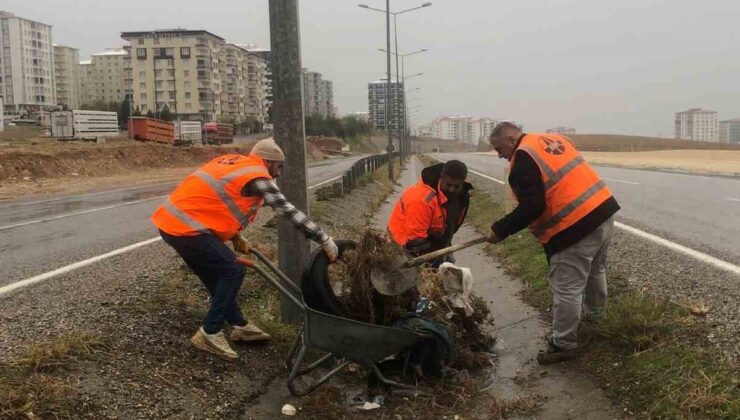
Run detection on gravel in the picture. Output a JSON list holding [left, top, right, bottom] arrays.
[[0, 168, 397, 419]]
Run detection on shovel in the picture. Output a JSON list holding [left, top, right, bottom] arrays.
[[370, 235, 488, 295]]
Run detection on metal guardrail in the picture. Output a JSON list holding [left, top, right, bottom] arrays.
[[341, 152, 399, 193]]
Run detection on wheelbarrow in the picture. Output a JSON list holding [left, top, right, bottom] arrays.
[[245, 245, 429, 396]]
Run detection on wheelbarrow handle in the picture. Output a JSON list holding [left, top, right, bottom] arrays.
[[236, 249, 305, 310], [403, 235, 487, 268]]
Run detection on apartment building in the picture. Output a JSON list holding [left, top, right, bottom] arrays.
[[77, 49, 127, 106], [674, 108, 718, 142], [122, 29, 226, 120], [222, 43, 249, 119], [243, 45, 272, 122], [719, 119, 740, 144], [470, 118, 498, 144], [53, 44, 80, 109], [121, 30, 269, 123], [0, 11, 55, 115], [319, 79, 334, 117], [245, 51, 268, 122], [78, 59, 92, 105], [303, 69, 334, 118], [368, 80, 404, 131]]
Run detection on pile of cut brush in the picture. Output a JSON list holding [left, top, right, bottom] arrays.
[[327, 230, 495, 371]]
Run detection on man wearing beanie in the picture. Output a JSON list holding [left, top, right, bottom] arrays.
[[151, 138, 339, 361]]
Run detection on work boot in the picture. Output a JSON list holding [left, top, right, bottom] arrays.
[[537, 337, 577, 365], [191, 327, 238, 361], [230, 322, 271, 343]]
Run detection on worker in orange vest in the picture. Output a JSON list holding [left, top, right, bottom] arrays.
[[388, 160, 473, 267], [151, 138, 338, 361], [486, 122, 620, 364]]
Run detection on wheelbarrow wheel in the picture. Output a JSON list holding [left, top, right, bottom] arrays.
[[301, 239, 356, 315]]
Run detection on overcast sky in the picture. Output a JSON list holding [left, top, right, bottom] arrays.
[[6, 0, 740, 135]]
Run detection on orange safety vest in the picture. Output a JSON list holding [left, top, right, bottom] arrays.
[[387, 180, 450, 246], [151, 154, 271, 241], [512, 133, 613, 244]]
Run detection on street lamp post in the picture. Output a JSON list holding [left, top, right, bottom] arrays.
[[378, 48, 427, 159], [359, 1, 431, 171]]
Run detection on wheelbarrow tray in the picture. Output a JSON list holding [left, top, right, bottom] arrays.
[[247, 248, 427, 396]]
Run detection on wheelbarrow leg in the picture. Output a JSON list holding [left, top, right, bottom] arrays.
[[285, 330, 302, 370], [287, 336, 352, 396], [368, 363, 419, 392]]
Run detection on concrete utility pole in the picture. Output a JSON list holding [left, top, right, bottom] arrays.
[[385, 0, 394, 179], [269, 0, 308, 322]]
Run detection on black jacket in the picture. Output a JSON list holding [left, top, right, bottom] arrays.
[[492, 135, 620, 258], [405, 163, 474, 255]]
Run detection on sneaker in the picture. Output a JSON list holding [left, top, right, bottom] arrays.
[[537, 337, 577, 365], [230, 322, 271, 343], [191, 327, 238, 361]]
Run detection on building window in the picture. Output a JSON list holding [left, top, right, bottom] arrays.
[[141, 104, 147, 111], [136, 48, 146, 59], [184, 81, 190, 89], [154, 38, 160, 45], [185, 103, 192, 111], [154, 69, 162, 77], [181, 47, 190, 58], [141, 93, 147, 100], [138, 39, 144, 45], [139, 71, 145, 78], [185, 92, 191, 99], [169, 91, 176, 99], [184, 70, 190, 77], [139, 82, 146, 89]]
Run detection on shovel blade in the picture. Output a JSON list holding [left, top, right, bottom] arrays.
[[370, 265, 421, 296]]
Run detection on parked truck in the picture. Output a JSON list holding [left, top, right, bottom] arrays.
[[128, 117, 175, 144], [51, 110, 119, 140], [174, 121, 202, 146], [203, 122, 234, 145]]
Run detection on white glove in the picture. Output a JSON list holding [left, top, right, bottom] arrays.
[[321, 237, 339, 262]]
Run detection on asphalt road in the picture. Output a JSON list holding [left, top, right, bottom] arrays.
[[433, 152, 740, 265], [0, 156, 362, 288]]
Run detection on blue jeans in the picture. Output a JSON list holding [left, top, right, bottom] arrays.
[[160, 230, 248, 334]]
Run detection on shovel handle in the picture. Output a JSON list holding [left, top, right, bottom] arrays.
[[404, 235, 488, 267]]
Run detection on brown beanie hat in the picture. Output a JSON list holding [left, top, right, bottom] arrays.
[[250, 138, 285, 162]]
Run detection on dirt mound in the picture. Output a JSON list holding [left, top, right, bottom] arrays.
[[0, 142, 252, 182], [307, 136, 345, 151], [329, 230, 495, 371]]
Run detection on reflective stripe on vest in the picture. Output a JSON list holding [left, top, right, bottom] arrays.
[[532, 179, 606, 237], [520, 145, 586, 190], [424, 191, 436, 203], [162, 197, 211, 234], [192, 169, 261, 226], [513, 134, 613, 244]]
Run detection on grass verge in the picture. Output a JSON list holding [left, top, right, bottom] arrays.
[[463, 177, 740, 419], [0, 331, 104, 419]]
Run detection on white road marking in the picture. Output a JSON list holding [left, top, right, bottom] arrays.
[[614, 222, 740, 276], [308, 175, 343, 190], [602, 177, 641, 185], [0, 237, 163, 297], [0, 176, 343, 297], [431, 156, 506, 185], [726, 197, 740, 203], [0, 196, 165, 232], [0, 182, 174, 208]]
